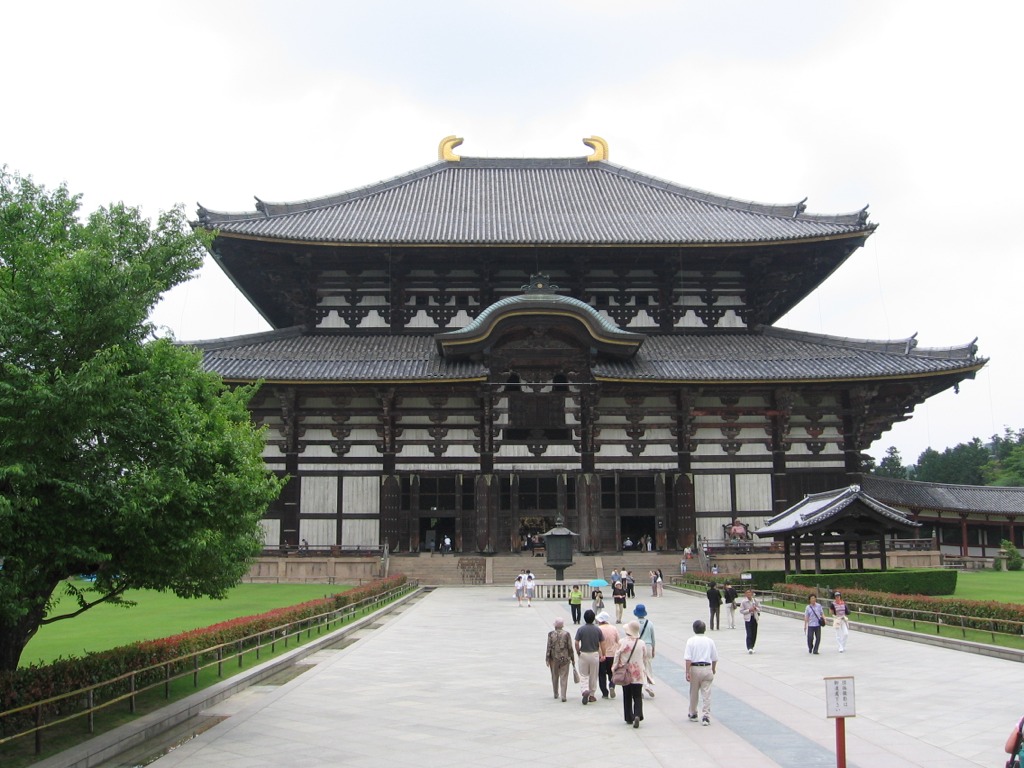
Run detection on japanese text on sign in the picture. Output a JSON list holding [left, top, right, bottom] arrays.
[[824, 676, 856, 718]]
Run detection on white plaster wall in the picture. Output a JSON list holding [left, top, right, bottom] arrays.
[[301, 476, 338, 514], [342, 476, 380, 515], [299, 519, 337, 546], [342, 518, 380, 547], [259, 519, 281, 546]]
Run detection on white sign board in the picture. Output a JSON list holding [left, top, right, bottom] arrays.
[[740, 572, 753, 580], [824, 676, 856, 718]]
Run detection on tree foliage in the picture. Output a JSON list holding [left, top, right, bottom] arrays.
[[871, 446, 908, 479], [910, 438, 990, 485], [0, 168, 284, 671]]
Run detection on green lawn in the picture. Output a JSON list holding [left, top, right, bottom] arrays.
[[950, 569, 1024, 602], [21, 581, 348, 667]]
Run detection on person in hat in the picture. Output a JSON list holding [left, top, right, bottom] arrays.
[[545, 617, 575, 702], [684, 619, 718, 726], [830, 591, 849, 652], [634, 603, 656, 698], [596, 611, 621, 699], [574, 609, 602, 705], [613, 620, 651, 728], [612, 579, 627, 623]]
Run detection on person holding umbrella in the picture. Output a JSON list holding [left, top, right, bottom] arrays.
[[589, 578, 608, 613]]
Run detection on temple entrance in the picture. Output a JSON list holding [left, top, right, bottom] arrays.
[[518, 515, 555, 553], [621, 515, 656, 551], [419, 515, 457, 553]]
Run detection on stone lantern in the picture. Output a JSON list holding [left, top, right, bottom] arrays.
[[541, 515, 578, 581]]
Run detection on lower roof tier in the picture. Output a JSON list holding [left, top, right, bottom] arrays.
[[194, 325, 982, 386]]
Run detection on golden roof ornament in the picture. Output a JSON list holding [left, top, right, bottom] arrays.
[[438, 135, 463, 162], [583, 136, 609, 162]]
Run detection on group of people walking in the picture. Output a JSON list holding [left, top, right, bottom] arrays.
[[544, 572, 856, 734], [803, 591, 850, 653], [554, 604, 657, 727]]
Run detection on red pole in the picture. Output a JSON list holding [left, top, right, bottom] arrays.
[[835, 717, 847, 768]]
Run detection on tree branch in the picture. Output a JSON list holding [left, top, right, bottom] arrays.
[[39, 582, 132, 625]]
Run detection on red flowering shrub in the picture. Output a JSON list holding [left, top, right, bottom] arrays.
[[0, 575, 407, 722]]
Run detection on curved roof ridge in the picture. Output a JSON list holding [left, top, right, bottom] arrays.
[[863, 475, 1024, 494], [592, 161, 871, 225], [759, 325, 980, 361], [196, 154, 875, 229], [197, 161, 450, 223]]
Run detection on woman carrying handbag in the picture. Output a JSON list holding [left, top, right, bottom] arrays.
[[612, 620, 650, 728]]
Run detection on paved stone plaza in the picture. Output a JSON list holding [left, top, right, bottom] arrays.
[[101, 587, 1017, 767]]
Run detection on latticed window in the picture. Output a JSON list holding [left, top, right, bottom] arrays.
[[504, 391, 571, 441]]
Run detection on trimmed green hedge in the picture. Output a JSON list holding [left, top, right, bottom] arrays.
[[0, 575, 407, 723], [677, 570, 787, 592], [784, 569, 957, 596]]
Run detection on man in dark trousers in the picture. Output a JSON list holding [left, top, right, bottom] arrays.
[[706, 582, 722, 630]]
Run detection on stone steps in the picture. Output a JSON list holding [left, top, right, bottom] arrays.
[[388, 551, 688, 586]]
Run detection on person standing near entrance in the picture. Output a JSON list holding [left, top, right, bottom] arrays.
[[574, 610, 602, 705], [723, 583, 738, 629], [706, 582, 722, 630], [830, 591, 850, 652], [684, 619, 718, 726], [524, 569, 535, 607], [568, 585, 583, 625], [441, 534, 452, 555], [803, 594, 826, 654], [739, 589, 761, 653]]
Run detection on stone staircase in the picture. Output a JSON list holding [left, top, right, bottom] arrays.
[[387, 551, 688, 587]]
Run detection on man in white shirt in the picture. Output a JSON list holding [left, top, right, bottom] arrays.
[[684, 619, 718, 726]]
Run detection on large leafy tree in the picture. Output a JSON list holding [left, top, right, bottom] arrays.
[[0, 169, 284, 671], [910, 438, 990, 485]]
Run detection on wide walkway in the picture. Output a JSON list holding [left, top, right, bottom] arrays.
[[148, 587, 1014, 768]]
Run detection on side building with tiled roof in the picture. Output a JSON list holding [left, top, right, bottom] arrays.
[[192, 136, 986, 555], [861, 475, 1024, 558]]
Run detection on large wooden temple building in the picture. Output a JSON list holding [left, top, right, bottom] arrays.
[[193, 136, 985, 555]]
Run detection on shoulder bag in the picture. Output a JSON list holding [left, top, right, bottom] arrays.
[[611, 641, 638, 686]]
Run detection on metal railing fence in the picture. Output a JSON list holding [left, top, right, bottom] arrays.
[[0, 583, 414, 756]]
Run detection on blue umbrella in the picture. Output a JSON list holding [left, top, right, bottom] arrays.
[[589, 578, 609, 588]]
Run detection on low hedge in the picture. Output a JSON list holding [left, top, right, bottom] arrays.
[[676, 570, 787, 592], [0, 575, 407, 723], [774, 582, 1024, 633], [784, 568, 957, 596]]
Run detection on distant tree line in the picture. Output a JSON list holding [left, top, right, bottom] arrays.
[[868, 428, 1024, 486]]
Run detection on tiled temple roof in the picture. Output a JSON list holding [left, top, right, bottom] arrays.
[[193, 326, 981, 384], [196, 156, 875, 246], [756, 485, 920, 536], [861, 475, 1024, 515]]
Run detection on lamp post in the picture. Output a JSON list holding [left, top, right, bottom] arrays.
[[542, 515, 578, 581]]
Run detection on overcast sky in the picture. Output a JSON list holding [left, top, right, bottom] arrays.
[[4, 1, 1021, 465]]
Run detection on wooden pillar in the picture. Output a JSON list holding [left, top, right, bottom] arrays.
[[474, 474, 499, 554], [960, 514, 969, 558], [784, 536, 792, 574], [856, 539, 864, 570], [380, 475, 401, 552], [813, 533, 823, 575], [843, 540, 852, 571], [794, 534, 802, 575], [672, 473, 696, 549], [879, 535, 888, 571], [576, 473, 602, 553]]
